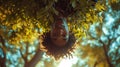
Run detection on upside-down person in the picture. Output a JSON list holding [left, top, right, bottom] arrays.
[[40, 0, 76, 60], [40, 0, 98, 60]]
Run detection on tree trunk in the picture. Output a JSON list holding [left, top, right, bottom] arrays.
[[0, 58, 6, 67], [103, 45, 113, 67], [24, 49, 44, 67], [0, 36, 6, 67]]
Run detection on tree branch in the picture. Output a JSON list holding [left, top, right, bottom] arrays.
[[0, 35, 6, 67], [0, 35, 6, 56], [24, 38, 44, 67], [99, 39, 113, 67], [19, 48, 25, 60], [27, 49, 44, 67]]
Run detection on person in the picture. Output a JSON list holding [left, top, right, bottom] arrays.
[[41, 16, 76, 60], [41, 0, 76, 60]]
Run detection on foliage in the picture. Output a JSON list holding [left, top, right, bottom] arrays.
[[0, 0, 119, 67], [80, 3, 120, 67], [0, 0, 107, 45]]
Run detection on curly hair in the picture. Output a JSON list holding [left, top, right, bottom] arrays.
[[41, 31, 76, 60]]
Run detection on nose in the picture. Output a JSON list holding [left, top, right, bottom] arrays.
[[60, 29, 64, 35], [54, 29, 64, 37], [59, 29, 66, 38]]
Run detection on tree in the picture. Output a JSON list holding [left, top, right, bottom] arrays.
[[80, 1, 120, 67], [0, 0, 119, 67], [0, 36, 6, 67], [0, 0, 107, 45]]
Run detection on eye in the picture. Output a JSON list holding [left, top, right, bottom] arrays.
[[62, 34, 66, 37], [63, 38, 66, 40], [53, 33, 58, 37], [52, 38, 57, 40]]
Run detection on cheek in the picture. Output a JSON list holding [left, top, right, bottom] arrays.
[[62, 30, 67, 36], [51, 29, 59, 37]]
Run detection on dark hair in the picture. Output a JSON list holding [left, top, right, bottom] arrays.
[[41, 31, 76, 60]]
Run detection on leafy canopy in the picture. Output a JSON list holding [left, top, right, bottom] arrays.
[[0, 0, 117, 45]]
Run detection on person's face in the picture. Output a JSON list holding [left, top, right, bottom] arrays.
[[50, 18, 69, 46]]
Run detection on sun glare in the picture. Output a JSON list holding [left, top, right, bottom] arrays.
[[58, 56, 78, 67]]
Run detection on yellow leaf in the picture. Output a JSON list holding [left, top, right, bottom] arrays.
[[12, 25, 17, 30], [86, 13, 91, 18]]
